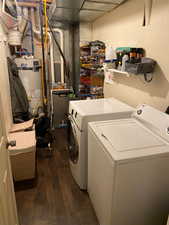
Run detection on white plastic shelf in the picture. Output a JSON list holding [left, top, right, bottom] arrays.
[[108, 69, 130, 77]]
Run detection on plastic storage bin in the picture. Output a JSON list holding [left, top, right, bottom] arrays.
[[8, 131, 36, 181]]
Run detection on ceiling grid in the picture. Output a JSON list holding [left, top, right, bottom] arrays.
[[49, 0, 127, 24]]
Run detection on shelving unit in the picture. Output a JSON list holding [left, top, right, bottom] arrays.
[[104, 47, 156, 83], [79, 41, 105, 98]]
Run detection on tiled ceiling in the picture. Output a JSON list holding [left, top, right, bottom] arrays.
[[79, 10, 104, 22], [49, 0, 127, 24], [50, 0, 84, 9], [88, 0, 125, 3], [83, 2, 117, 11]]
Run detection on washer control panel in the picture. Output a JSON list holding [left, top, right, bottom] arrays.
[[69, 103, 83, 130]]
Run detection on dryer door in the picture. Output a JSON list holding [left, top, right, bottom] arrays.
[[67, 117, 79, 164]]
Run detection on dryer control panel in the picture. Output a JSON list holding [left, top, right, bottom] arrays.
[[133, 104, 169, 142]]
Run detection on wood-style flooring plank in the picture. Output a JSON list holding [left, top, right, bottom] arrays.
[[15, 129, 99, 225]]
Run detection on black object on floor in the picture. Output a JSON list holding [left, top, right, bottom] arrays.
[[34, 113, 53, 148]]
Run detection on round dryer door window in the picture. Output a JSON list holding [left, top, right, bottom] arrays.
[[67, 120, 79, 164]]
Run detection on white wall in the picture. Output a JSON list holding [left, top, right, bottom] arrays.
[[92, 0, 169, 112], [0, 24, 12, 132], [80, 22, 92, 42]]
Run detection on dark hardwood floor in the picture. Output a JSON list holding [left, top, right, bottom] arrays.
[[15, 129, 99, 225]]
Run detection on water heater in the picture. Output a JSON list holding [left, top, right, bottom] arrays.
[[15, 58, 43, 114]]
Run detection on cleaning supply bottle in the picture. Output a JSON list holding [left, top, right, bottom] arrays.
[[121, 54, 129, 72]]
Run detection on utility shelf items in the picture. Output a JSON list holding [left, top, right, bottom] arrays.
[[104, 47, 156, 83], [80, 41, 105, 98]]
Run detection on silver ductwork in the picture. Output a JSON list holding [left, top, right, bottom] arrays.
[[17, 6, 28, 34]]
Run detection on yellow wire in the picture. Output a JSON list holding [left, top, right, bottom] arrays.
[[43, 0, 48, 47], [41, 0, 48, 106]]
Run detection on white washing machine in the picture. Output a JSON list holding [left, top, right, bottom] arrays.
[[68, 97, 134, 190], [88, 104, 169, 225]]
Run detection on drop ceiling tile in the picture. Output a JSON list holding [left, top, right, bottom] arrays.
[[54, 0, 84, 9], [111, 0, 126, 3], [83, 1, 116, 11], [86, 0, 125, 4], [80, 9, 105, 22], [49, 0, 127, 23]]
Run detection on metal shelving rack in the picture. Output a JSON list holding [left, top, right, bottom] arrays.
[[79, 41, 105, 99]]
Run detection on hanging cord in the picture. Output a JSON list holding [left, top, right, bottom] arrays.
[[47, 16, 71, 85]]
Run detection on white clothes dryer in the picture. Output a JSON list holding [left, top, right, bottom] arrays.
[[88, 104, 169, 225], [68, 97, 134, 190]]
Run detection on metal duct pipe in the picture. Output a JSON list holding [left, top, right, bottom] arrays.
[[30, 6, 64, 83], [53, 29, 64, 83], [48, 32, 54, 83], [20, 7, 28, 33], [8, 6, 28, 46], [30, 7, 41, 39], [48, 28, 64, 83], [16, 5, 22, 26], [17, 6, 28, 34]]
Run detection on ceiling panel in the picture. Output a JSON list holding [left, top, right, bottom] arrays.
[[86, 0, 125, 4], [54, 0, 84, 9], [49, 0, 128, 24], [80, 9, 104, 22], [83, 1, 117, 11]]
